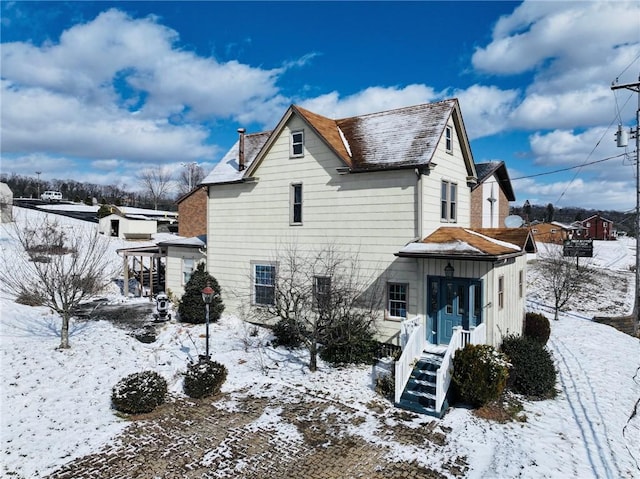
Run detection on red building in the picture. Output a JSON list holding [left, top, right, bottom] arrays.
[[580, 214, 615, 240]]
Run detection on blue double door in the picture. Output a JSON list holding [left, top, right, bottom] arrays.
[[428, 277, 482, 345]]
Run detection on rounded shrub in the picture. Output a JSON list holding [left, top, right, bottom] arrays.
[[524, 312, 551, 345], [272, 317, 304, 348], [178, 263, 224, 324], [501, 334, 557, 399], [183, 357, 228, 399], [111, 371, 167, 414], [452, 344, 510, 407]]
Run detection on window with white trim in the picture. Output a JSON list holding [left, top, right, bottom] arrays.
[[440, 180, 457, 222], [182, 258, 195, 285], [253, 263, 276, 306], [445, 126, 452, 153], [498, 275, 504, 309], [290, 130, 304, 157], [387, 283, 408, 319], [290, 183, 303, 225]]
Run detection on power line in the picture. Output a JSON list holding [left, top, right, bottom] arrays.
[[509, 151, 631, 181]]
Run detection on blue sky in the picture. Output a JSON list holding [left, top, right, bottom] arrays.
[[1, 1, 639, 211]]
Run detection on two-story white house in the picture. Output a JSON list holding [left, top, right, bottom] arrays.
[[201, 99, 534, 416]]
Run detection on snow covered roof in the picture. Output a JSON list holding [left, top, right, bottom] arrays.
[[397, 227, 536, 259], [201, 131, 272, 185], [473, 161, 515, 201], [156, 234, 206, 248], [202, 99, 475, 185]]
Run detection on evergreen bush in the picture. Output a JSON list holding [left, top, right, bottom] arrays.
[[178, 263, 224, 324], [97, 205, 112, 219], [183, 357, 228, 399], [452, 344, 510, 407], [524, 312, 551, 345], [501, 334, 557, 399], [272, 317, 305, 348], [111, 371, 167, 414]]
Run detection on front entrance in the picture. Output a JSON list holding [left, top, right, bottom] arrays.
[[428, 277, 482, 345]]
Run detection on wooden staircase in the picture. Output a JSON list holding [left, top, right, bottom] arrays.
[[396, 351, 447, 418]]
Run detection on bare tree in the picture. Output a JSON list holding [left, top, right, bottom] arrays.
[[138, 166, 174, 210], [537, 243, 593, 320], [247, 242, 383, 372], [0, 215, 118, 349], [178, 162, 205, 196]]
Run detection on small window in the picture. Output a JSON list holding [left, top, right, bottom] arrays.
[[519, 270, 524, 298], [314, 276, 331, 313], [387, 283, 408, 319], [441, 180, 457, 222], [498, 275, 504, 309], [290, 183, 302, 225], [291, 130, 304, 157], [253, 263, 276, 306], [445, 126, 452, 153], [182, 258, 195, 285]]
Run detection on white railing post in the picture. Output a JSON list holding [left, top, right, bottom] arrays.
[[435, 326, 464, 413], [394, 316, 426, 404]]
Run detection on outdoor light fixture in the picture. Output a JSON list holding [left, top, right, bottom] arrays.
[[201, 283, 215, 359], [444, 262, 454, 278]]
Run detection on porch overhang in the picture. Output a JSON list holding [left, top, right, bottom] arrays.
[[395, 227, 536, 261]]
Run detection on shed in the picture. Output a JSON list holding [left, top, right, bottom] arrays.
[[99, 213, 157, 240]]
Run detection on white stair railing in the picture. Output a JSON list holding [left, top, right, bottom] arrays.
[[394, 316, 425, 404], [435, 326, 464, 413]]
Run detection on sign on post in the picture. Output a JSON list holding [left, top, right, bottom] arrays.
[[563, 239, 593, 258]]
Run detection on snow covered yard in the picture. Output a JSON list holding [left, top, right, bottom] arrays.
[[1, 209, 639, 478]]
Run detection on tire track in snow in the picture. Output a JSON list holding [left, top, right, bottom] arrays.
[[549, 335, 622, 479]]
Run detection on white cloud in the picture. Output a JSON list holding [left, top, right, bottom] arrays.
[[528, 127, 622, 167], [0, 8, 293, 172], [300, 84, 440, 119], [451, 85, 520, 139]]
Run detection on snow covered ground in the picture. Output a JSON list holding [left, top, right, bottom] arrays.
[[1, 208, 639, 478]]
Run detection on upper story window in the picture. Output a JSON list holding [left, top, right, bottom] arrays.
[[387, 282, 408, 319], [290, 130, 304, 157], [290, 183, 303, 225], [440, 180, 457, 223], [253, 263, 276, 306], [445, 126, 452, 153]]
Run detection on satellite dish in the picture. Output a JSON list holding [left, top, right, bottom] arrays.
[[504, 215, 524, 228]]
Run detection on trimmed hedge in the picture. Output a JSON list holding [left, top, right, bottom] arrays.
[[452, 344, 510, 407], [112, 371, 167, 414], [524, 312, 551, 345], [183, 358, 228, 399], [501, 334, 557, 399]]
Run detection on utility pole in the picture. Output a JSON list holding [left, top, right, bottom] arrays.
[[611, 77, 640, 324], [35, 171, 42, 198]]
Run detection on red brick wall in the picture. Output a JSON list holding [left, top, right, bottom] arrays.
[[470, 183, 511, 229], [178, 187, 207, 238]]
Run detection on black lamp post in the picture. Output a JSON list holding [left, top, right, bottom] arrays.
[[201, 282, 215, 358]]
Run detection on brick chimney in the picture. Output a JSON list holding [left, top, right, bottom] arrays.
[[238, 128, 246, 171]]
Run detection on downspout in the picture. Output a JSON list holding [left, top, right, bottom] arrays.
[[415, 168, 423, 240]]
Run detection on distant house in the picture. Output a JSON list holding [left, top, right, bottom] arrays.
[[201, 99, 536, 417], [0, 182, 13, 223], [470, 161, 515, 229], [581, 214, 616, 240], [177, 187, 207, 238], [529, 221, 576, 244]]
